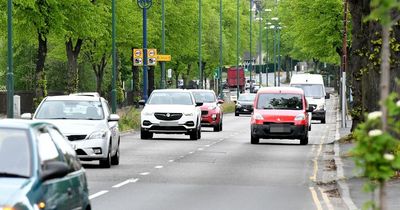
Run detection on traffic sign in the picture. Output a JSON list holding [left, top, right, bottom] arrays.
[[157, 55, 171, 62], [133, 49, 143, 66], [147, 49, 157, 66]]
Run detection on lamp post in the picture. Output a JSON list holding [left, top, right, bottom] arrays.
[[271, 17, 279, 87], [236, 0, 240, 99], [111, 0, 117, 113], [198, 0, 203, 89], [264, 9, 272, 87], [257, 15, 262, 86], [161, 0, 166, 89], [7, 0, 14, 118], [249, 0, 253, 86], [219, 0, 223, 98], [137, 0, 153, 101], [277, 26, 281, 87]]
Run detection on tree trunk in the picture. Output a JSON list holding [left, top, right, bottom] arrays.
[[34, 31, 48, 107], [94, 54, 107, 96], [391, 17, 400, 94], [202, 61, 207, 89], [183, 63, 191, 89], [366, 21, 382, 113], [380, 24, 390, 133], [348, 0, 370, 131], [148, 66, 155, 96], [66, 38, 83, 94]]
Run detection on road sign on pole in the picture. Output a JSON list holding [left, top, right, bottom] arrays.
[[148, 48, 157, 66], [157, 54, 171, 62], [133, 49, 143, 66]]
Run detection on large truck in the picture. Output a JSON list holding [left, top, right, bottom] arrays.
[[226, 67, 245, 92]]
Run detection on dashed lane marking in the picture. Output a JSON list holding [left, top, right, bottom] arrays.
[[139, 172, 150, 176], [89, 190, 109, 200], [168, 159, 174, 162], [155, 165, 164, 169], [112, 178, 139, 188], [198, 148, 204, 151], [309, 187, 323, 210]]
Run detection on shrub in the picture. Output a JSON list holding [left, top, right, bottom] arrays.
[[117, 107, 141, 132]]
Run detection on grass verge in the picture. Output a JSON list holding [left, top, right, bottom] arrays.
[[222, 102, 236, 113], [117, 106, 141, 132]]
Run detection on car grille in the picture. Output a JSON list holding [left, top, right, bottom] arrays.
[[154, 113, 183, 121], [67, 135, 87, 141], [201, 110, 208, 116]]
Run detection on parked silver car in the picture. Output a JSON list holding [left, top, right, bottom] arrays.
[[22, 94, 120, 168]]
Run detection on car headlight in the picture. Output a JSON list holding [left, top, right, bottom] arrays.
[[184, 112, 194, 116], [253, 113, 264, 120], [208, 104, 217, 110], [142, 111, 154, 116], [295, 113, 305, 121], [87, 130, 107, 139]]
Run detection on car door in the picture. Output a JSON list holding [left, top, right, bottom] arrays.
[[103, 100, 119, 153], [35, 127, 73, 210], [48, 126, 88, 210]]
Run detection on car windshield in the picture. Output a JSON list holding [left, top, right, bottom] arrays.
[[0, 128, 31, 178], [257, 93, 303, 110], [35, 100, 104, 120], [192, 92, 216, 103], [238, 94, 256, 101], [291, 84, 324, 98], [148, 92, 194, 105]]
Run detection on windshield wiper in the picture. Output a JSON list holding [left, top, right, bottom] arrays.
[[0, 172, 29, 178]]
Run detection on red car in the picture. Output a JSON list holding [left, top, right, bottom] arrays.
[[250, 87, 313, 145], [191, 90, 224, 132]]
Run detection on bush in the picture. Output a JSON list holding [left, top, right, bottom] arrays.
[[222, 102, 236, 113], [117, 106, 141, 132]]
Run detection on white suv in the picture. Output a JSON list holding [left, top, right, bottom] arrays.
[[22, 94, 120, 168], [140, 89, 203, 140]]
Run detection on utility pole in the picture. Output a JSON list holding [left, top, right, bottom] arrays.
[[236, 0, 240, 99], [249, 0, 253, 86], [7, 0, 14, 118], [161, 0, 166, 89], [341, 0, 348, 128], [198, 0, 203, 89], [219, 0, 223, 98]]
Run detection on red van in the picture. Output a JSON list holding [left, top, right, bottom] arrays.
[[250, 87, 313, 145]]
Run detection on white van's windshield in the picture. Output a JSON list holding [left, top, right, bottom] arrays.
[[291, 84, 324, 98]]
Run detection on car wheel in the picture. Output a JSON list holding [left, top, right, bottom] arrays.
[[219, 121, 223, 131], [213, 124, 220, 132], [141, 129, 153, 139], [300, 135, 309, 145], [251, 135, 259, 144], [235, 112, 239, 116], [198, 126, 201, 139], [321, 118, 326, 124], [111, 140, 120, 165], [190, 129, 198, 140], [308, 125, 311, 131], [100, 146, 111, 168]]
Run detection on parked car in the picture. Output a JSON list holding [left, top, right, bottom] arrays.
[[250, 87, 313, 145], [0, 120, 91, 210], [191, 89, 224, 132], [22, 94, 120, 168], [140, 89, 203, 140], [235, 93, 256, 116]]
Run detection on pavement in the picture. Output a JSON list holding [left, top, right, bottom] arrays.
[[333, 116, 400, 210]]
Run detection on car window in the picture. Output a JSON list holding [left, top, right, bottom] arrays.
[[148, 92, 194, 105], [36, 130, 62, 164], [48, 127, 82, 171], [0, 128, 31, 177], [257, 93, 303, 110], [239, 94, 256, 101], [291, 84, 324, 98], [35, 100, 104, 120], [192, 92, 216, 103], [103, 100, 111, 117]]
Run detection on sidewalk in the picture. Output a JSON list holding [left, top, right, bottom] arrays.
[[336, 119, 400, 210]]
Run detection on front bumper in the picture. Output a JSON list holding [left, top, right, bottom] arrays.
[[312, 110, 326, 120], [251, 124, 307, 139], [141, 114, 198, 134], [69, 138, 109, 161], [200, 111, 221, 127]]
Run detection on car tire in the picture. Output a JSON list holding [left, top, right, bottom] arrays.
[[198, 126, 201, 139], [251, 135, 259, 144], [300, 135, 309, 145], [219, 121, 223, 131], [100, 146, 112, 168], [235, 112, 239, 116], [141, 129, 153, 139], [213, 124, 220, 132], [308, 125, 311, 131], [190, 128, 199, 140], [321, 118, 326, 124], [111, 140, 120, 165]]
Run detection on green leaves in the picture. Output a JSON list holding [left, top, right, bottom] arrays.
[[368, 0, 400, 26]]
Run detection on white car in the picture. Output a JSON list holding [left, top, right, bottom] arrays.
[[139, 89, 203, 140], [22, 94, 120, 168]]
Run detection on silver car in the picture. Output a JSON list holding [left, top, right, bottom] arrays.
[[22, 94, 120, 168]]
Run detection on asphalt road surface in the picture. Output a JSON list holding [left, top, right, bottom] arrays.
[[85, 96, 341, 210]]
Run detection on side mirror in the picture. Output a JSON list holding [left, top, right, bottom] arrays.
[[108, 114, 120, 122], [41, 161, 70, 181], [217, 99, 224, 104], [21, 113, 32, 120], [325, 93, 331, 99], [138, 100, 146, 106], [307, 105, 315, 113], [195, 102, 204, 107]]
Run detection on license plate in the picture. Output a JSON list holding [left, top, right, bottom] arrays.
[[270, 125, 290, 133], [160, 121, 178, 126]]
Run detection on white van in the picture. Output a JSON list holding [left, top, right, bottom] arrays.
[[289, 74, 330, 124]]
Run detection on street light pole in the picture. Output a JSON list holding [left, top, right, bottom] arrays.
[[7, 0, 14, 118], [161, 0, 166, 89], [258, 13, 262, 86], [111, 0, 117, 113], [198, 0, 203, 89], [277, 26, 281, 87], [236, 0, 240, 99], [272, 25, 277, 86], [219, 0, 223, 98], [137, 0, 153, 101], [265, 22, 270, 87], [249, 0, 253, 85]]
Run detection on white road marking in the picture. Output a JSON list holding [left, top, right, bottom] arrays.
[[89, 190, 109, 200], [112, 178, 139, 188], [155, 165, 164, 169], [189, 151, 194, 154], [309, 187, 323, 210], [140, 172, 150, 176], [168, 159, 175, 162], [198, 148, 204, 151], [205, 145, 210, 147], [219, 138, 224, 140], [318, 187, 334, 210], [180, 155, 184, 158]]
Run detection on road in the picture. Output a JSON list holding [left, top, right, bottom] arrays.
[[84, 96, 344, 210]]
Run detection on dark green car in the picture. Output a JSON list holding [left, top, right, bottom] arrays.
[[0, 120, 90, 210]]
